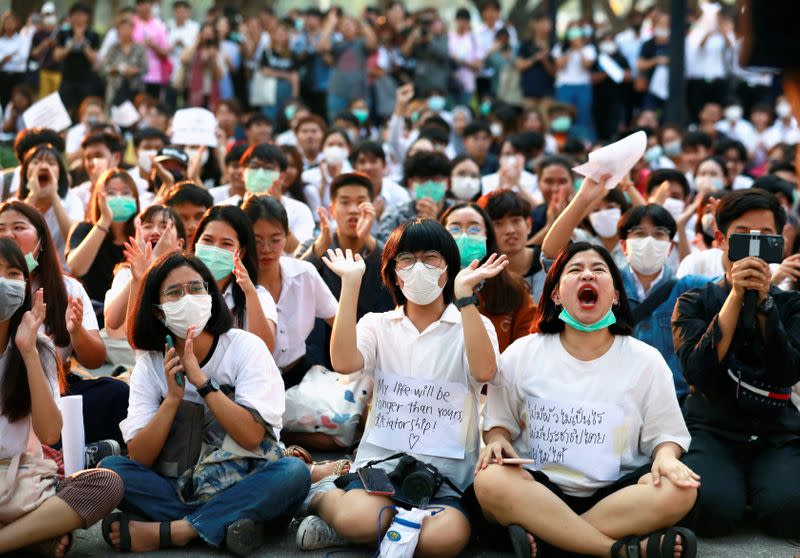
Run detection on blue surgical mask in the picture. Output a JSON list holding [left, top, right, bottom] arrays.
[[558, 307, 617, 332], [428, 95, 446, 112]]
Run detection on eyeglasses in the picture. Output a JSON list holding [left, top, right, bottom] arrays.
[[395, 251, 444, 270], [446, 225, 483, 236], [628, 226, 672, 242], [160, 281, 209, 302]]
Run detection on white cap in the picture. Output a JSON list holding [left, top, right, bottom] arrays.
[[41, 2, 56, 14]]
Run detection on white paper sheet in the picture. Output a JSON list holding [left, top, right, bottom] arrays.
[[367, 370, 468, 459], [111, 100, 141, 128], [598, 53, 625, 84], [572, 130, 648, 189], [525, 396, 625, 482], [58, 395, 85, 475], [22, 92, 71, 132], [171, 107, 218, 147], [649, 65, 669, 100]]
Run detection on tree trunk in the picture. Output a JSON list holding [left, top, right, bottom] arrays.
[[581, 0, 594, 19]]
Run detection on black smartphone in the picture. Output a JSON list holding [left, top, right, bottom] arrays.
[[165, 334, 183, 387], [728, 232, 784, 264], [357, 467, 395, 496]]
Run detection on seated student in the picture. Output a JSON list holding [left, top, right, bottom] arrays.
[[244, 114, 273, 146], [72, 131, 125, 212], [130, 127, 169, 196], [163, 181, 214, 243], [301, 128, 354, 216], [103, 205, 187, 368], [475, 241, 699, 558], [279, 145, 312, 210], [298, 173, 394, 317], [378, 151, 454, 242], [441, 202, 536, 351], [148, 147, 191, 202], [0, 238, 123, 558], [449, 155, 483, 202], [100, 252, 310, 555], [480, 133, 545, 207], [237, 144, 315, 251], [190, 205, 277, 351], [17, 144, 84, 269], [463, 120, 499, 176], [351, 140, 411, 220], [529, 156, 575, 245], [296, 219, 505, 554], [645, 169, 694, 267], [481, 190, 546, 302], [674, 189, 800, 539], [0, 127, 65, 202], [67, 169, 141, 313], [208, 144, 248, 205]]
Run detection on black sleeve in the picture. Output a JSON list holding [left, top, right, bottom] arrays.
[[66, 222, 93, 252], [56, 29, 68, 47], [518, 40, 533, 58], [760, 292, 800, 386], [89, 30, 101, 50], [639, 39, 655, 60]]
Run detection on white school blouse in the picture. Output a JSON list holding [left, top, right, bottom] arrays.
[[485, 333, 690, 497], [120, 329, 285, 442]]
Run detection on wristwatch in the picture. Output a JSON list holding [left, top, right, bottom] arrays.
[[757, 295, 775, 315], [454, 294, 480, 310], [197, 378, 221, 398]]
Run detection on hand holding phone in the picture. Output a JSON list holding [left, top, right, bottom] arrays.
[[166, 334, 183, 387]]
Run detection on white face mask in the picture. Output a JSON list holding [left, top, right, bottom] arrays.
[[158, 294, 212, 339], [489, 123, 503, 137], [138, 149, 157, 173], [588, 208, 621, 239], [654, 27, 669, 39], [396, 262, 446, 306], [450, 176, 481, 201], [625, 237, 671, 275], [185, 148, 209, 168], [777, 101, 792, 119], [724, 105, 743, 122], [599, 41, 616, 55], [662, 197, 685, 220], [323, 145, 348, 166]]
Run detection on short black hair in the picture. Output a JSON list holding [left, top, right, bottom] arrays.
[[481, 190, 532, 220], [81, 131, 124, 154], [480, 0, 501, 11], [646, 168, 690, 198], [618, 204, 677, 240], [696, 155, 729, 178], [133, 127, 169, 148], [129, 252, 233, 350], [715, 188, 786, 236], [324, 127, 353, 148], [242, 194, 289, 235], [69, 2, 92, 15], [333, 111, 360, 128], [455, 8, 471, 20], [418, 125, 450, 146], [533, 242, 633, 335], [683, 131, 713, 150], [753, 175, 795, 207], [463, 120, 492, 139], [537, 155, 574, 178], [245, 114, 271, 129], [224, 143, 249, 165], [173, 0, 191, 8], [13, 127, 64, 160], [139, 204, 187, 243], [240, 143, 287, 171], [330, 172, 374, 200], [507, 132, 545, 158], [352, 140, 385, 163], [164, 181, 214, 209], [381, 219, 461, 306], [403, 151, 451, 183], [715, 138, 747, 163]]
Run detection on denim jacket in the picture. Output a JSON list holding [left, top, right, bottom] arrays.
[[622, 265, 711, 399]]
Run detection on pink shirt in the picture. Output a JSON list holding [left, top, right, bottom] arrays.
[[133, 16, 170, 85]]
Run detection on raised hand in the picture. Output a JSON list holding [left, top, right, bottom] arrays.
[[395, 83, 414, 113], [152, 218, 180, 258], [182, 328, 205, 388], [454, 253, 510, 297], [773, 253, 800, 286], [648, 180, 671, 205], [15, 289, 45, 354], [162, 343, 185, 402], [322, 248, 366, 281], [356, 201, 376, 241], [313, 207, 333, 257], [187, 146, 206, 181], [232, 249, 257, 296], [65, 295, 84, 334], [96, 189, 113, 229], [123, 236, 153, 282], [415, 197, 438, 220], [574, 174, 610, 205]]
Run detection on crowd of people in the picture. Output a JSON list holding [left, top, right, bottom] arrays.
[[0, 0, 800, 557]]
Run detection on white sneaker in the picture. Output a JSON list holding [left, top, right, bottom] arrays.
[[296, 515, 348, 550]]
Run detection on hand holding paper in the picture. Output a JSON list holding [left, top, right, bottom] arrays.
[[572, 131, 648, 190]]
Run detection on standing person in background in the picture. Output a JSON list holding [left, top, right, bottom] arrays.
[[402, 11, 449, 98], [132, 0, 170, 101], [516, 12, 555, 107], [685, 8, 732, 123], [636, 12, 670, 113], [592, 31, 631, 141], [102, 14, 148, 109], [30, 3, 61, 99], [54, 3, 100, 115], [258, 18, 299, 124], [449, 8, 482, 108], [295, 8, 329, 120], [552, 21, 597, 142], [179, 22, 225, 111], [0, 11, 30, 108], [475, 0, 517, 100], [166, 0, 199, 109]]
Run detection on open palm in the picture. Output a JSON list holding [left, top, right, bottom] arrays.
[[454, 253, 509, 294], [322, 248, 366, 281], [15, 289, 45, 354]]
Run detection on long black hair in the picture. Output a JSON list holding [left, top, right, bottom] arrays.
[[191, 205, 258, 328], [0, 238, 62, 422], [533, 242, 633, 335]]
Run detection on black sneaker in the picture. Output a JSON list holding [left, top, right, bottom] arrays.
[[84, 439, 121, 469]]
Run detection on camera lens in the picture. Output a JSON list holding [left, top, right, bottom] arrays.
[[402, 471, 436, 507]]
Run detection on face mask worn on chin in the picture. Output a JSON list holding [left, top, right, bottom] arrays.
[[244, 168, 280, 194], [25, 241, 41, 272], [450, 176, 481, 201], [599, 41, 616, 55], [397, 262, 446, 305], [558, 306, 616, 333], [138, 149, 157, 173], [589, 208, 621, 239], [195, 244, 235, 281], [654, 27, 669, 40], [158, 294, 213, 339], [455, 234, 487, 268], [0, 278, 26, 322], [625, 236, 671, 275], [323, 146, 348, 166], [107, 195, 138, 222], [662, 197, 685, 220]]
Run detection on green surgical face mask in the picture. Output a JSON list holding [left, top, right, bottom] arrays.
[[25, 252, 38, 273], [195, 244, 235, 282], [558, 306, 616, 332], [352, 108, 369, 124], [107, 195, 138, 222], [455, 234, 487, 268], [414, 180, 447, 203], [244, 168, 280, 194], [284, 105, 297, 120], [551, 115, 572, 133]]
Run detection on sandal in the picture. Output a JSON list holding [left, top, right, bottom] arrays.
[[508, 524, 536, 558], [27, 532, 73, 557], [310, 459, 351, 478], [226, 518, 264, 557], [101, 512, 173, 552], [285, 445, 313, 464], [611, 527, 697, 558]]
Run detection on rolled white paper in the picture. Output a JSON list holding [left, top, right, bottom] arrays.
[[58, 395, 85, 475]]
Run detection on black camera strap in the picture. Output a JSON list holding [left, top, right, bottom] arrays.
[[362, 452, 465, 497]]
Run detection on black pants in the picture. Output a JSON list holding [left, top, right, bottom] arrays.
[[0, 71, 26, 107], [59, 78, 97, 116], [681, 428, 800, 538]]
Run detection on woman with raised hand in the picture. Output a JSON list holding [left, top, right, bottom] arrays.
[[0, 238, 123, 558], [474, 241, 699, 558], [100, 252, 309, 556], [296, 218, 505, 556]]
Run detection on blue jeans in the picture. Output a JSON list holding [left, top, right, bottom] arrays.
[[555, 83, 595, 142], [100, 455, 310, 546]]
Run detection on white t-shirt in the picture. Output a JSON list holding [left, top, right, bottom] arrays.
[[380, 178, 411, 210], [223, 282, 278, 331], [676, 247, 724, 279], [272, 256, 337, 369], [0, 33, 31, 73], [552, 44, 597, 86], [486, 333, 690, 496], [120, 328, 284, 442], [167, 19, 200, 80], [481, 170, 543, 205], [0, 336, 59, 459], [353, 305, 500, 496], [716, 120, 757, 154], [301, 161, 354, 207], [209, 184, 237, 205]]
